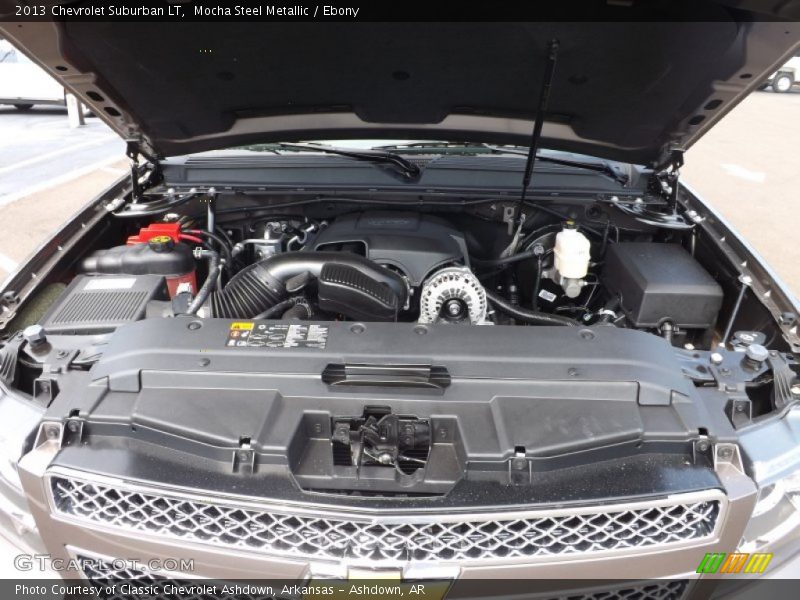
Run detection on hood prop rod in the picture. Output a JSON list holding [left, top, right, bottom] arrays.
[[505, 39, 560, 256]]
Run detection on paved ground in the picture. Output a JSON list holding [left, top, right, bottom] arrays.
[[0, 106, 125, 276], [683, 87, 800, 300], [0, 91, 797, 298]]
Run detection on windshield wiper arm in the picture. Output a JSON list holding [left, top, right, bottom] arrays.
[[278, 143, 421, 180], [483, 145, 629, 185]]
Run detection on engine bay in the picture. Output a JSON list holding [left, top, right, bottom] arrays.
[[32, 205, 729, 340], [1, 181, 798, 494]]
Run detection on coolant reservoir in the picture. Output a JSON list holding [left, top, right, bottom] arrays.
[[554, 223, 590, 297]]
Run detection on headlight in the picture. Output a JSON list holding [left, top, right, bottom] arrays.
[[740, 472, 800, 553], [738, 408, 800, 558], [0, 384, 46, 554]]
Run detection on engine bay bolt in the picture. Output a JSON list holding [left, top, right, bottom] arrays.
[[67, 420, 80, 433], [718, 447, 733, 459], [745, 343, 769, 367], [237, 451, 250, 461], [23, 324, 47, 348], [710, 352, 724, 365], [697, 441, 709, 452], [45, 426, 60, 440]]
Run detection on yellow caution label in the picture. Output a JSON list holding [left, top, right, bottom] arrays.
[[229, 321, 255, 331]]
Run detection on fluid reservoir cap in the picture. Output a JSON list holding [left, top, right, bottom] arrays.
[[148, 235, 175, 253], [745, 343, 769, 366]]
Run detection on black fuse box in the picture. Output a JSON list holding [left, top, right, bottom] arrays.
[[602, 243, 723, 329], [40, 274, 168, 334]]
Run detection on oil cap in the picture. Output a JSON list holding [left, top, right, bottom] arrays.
[[148, 235, 175, 253]]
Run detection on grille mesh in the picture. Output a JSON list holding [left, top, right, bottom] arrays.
[[78, 554, 689, 600], [52, 475, 720, 565]]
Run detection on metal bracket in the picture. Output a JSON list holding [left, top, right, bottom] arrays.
[[32, 377, 59, 406], [714, 443, 744, 474], [693, 437, 714, 465], [232, 439, 256, 474], [502, 205, 518, 236], [34, 422, 63, 450], [508, 448, 531, 485], [725, 397, 753, 428], [63, 414, 85, 446]]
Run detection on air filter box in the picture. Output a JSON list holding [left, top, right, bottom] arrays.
[[40, 274, 168, 334], [602, 243, 723, 329]]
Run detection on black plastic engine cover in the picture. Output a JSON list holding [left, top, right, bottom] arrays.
[[311, 211, 468, 286], [43, 318, 727, 498], [317, 262, 400, 321], [602, 243, 723, 329]]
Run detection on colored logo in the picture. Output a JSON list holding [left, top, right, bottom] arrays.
[[696, 552, 772, 574]]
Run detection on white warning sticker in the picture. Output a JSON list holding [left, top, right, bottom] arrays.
[[227, 322, 329, 349]]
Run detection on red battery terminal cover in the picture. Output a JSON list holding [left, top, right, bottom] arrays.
[[126, 222, 183, 245]]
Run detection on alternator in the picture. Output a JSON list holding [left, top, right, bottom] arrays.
[[418, 267, 489, 325]]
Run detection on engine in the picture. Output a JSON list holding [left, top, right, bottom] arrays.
[[34, 207, 725, 348]]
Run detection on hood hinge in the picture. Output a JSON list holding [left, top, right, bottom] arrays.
[[125, 140, 161, 203], [651, 149, 684, 211]]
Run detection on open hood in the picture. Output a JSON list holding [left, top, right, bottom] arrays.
[[2, 5, 799, 166]]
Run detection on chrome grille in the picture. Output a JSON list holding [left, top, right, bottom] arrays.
[[52, 475, 721, 565], [78, 553, 689, 600]]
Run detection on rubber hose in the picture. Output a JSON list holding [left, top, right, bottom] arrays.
[[281, 302, 313, 320], [186, 229, 233, 269], [253, 297, 303, 319], [471, 251, 537, 267], [186, 249, 220, 315], [208, 252, 407, 318], [485, 288, 579, 326]]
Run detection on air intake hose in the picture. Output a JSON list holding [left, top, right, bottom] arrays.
[[208, 252, 407, 318]]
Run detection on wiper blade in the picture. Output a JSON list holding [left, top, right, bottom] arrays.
[[277, 143, 421, 180], [483, 145, 629, 185]]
